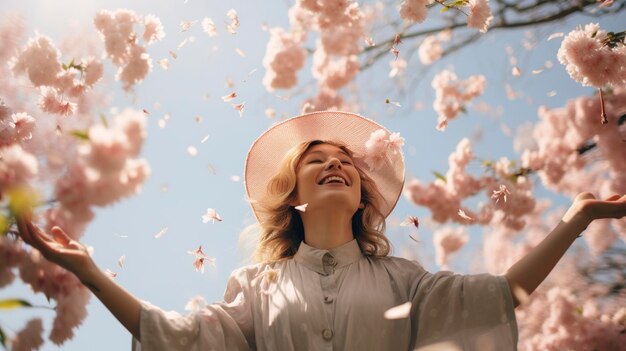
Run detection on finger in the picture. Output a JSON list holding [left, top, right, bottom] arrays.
[[575, 192, 596, 202], [25, 221, 55, 250], [604, 194, 622, 201], [51, 226, 71, 246], [15, 217, 34, 245]]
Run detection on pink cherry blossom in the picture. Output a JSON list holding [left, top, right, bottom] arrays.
[[467, 0, 493, 33], [94, 9, 138, 64], [362, 129, 404, 171], [0, 236, 26, 288], [262, 27, 306, 91], [432, 69, 486, 131], [143, 14, 165, 44], [10, 318, 44, 351], [0, 111, 35, 146], [433, 226, 469, 269], [418, 35, 445, 65], [557, 23, 626, 88], [10, 34, 63, 87], [49, 285, 91, 344], [0, 144, 38, 188], [115, 43, 152, 91], [398, 0, 432, 24], [389, 58, 406, 78]]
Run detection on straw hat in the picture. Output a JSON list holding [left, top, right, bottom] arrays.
[[244, 111, 405, 223]]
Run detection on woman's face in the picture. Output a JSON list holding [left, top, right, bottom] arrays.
[[292, 143, 362, 214]]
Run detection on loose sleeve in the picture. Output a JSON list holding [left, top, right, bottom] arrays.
[[131, 268, 254, 351], [411, 271, 518, 351]]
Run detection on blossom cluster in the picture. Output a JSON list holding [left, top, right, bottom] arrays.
[[94, 9, 165, 91], [399, 0, 493, 32], [558, 23, 626, 88], [1, 10, 152, 348], [431, 70, 486, 131]]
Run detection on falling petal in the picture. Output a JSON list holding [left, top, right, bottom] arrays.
[[154, 227, 168, 239], [207, 164, 217, 174], [201, 135, 209, 143], [409, 234, 420, 243], [365, 37, 375, 47], [143, 109, 150, 115], [221, 92, 237, 102], [178, 38, 189, 50], [400, 216, 419, 228], [118, 255, 126, 268], [185, 295, 208, 312], [294, 203, 308, 212], [531, 68, 544, 75], [195, 115, 203, 123], [230, 175, 241, 182], [202, 208, 223, 223], [202, 18, 218, 37], [232, 102, 245, 117], [458, 209, 473, 221], [384, 302, 412, 319], [235, 48, 246, 57], [169, 50, 178, 59], [157, 59, 170, 69], [547, 32, 564, 41], [187, 245, 216, 273], [180, 20, 196, 32], [265, 108, 276, 118], [160, 184, 169, 193], [157, 119, 166, 128], [491, 185, 510, 204], [512, 67, 521, 76], [187, 146, 198, 156], [105, 269, 117, 278]]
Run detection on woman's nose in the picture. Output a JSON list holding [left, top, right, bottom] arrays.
[[325, 158, 342, 169]]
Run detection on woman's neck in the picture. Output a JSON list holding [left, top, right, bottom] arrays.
[[300, 209, 354, 250]]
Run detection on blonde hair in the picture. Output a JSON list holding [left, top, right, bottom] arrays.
[[253, 140, 391, 262]]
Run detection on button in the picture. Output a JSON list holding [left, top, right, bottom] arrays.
[[323, 253, 337, 266], [324, 296, 334, 304], [322, 328, 334, 340]]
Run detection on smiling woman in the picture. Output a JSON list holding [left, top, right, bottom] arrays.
[[14, 111, 626, 351]]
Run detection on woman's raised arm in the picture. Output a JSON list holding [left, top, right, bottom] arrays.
[[504, 192, 626, 307], [16, 216, 143, 340]]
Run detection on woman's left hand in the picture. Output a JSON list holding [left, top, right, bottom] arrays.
[[563, 192, 626, 228]]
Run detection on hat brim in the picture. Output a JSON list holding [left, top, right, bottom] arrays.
[[244, 111, 405, 224]]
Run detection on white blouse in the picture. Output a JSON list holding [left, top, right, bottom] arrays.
[[132, 239, 518, 350]]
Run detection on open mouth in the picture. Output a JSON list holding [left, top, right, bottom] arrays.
[[318, 175, 349, 186]]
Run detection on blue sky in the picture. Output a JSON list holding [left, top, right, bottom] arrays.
[[2, 1, 623, 349]]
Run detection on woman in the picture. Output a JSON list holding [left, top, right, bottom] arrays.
[[16, 111, 626, 350]]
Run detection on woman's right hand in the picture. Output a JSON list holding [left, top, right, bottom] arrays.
[[16, 215, 95, 282]]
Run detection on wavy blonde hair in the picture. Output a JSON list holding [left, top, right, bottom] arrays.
[[253, 140, 391, 262]]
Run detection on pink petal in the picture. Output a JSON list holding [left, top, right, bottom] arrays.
[[384, 302, 412, 319]]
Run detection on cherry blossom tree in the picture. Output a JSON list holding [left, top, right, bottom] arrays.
[[1, 0, 625, 349]]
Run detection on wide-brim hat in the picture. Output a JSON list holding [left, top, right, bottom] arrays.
[[244, 111, 405, 224]]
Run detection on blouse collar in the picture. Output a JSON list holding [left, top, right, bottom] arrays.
[[294, 239, 363, 275]]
